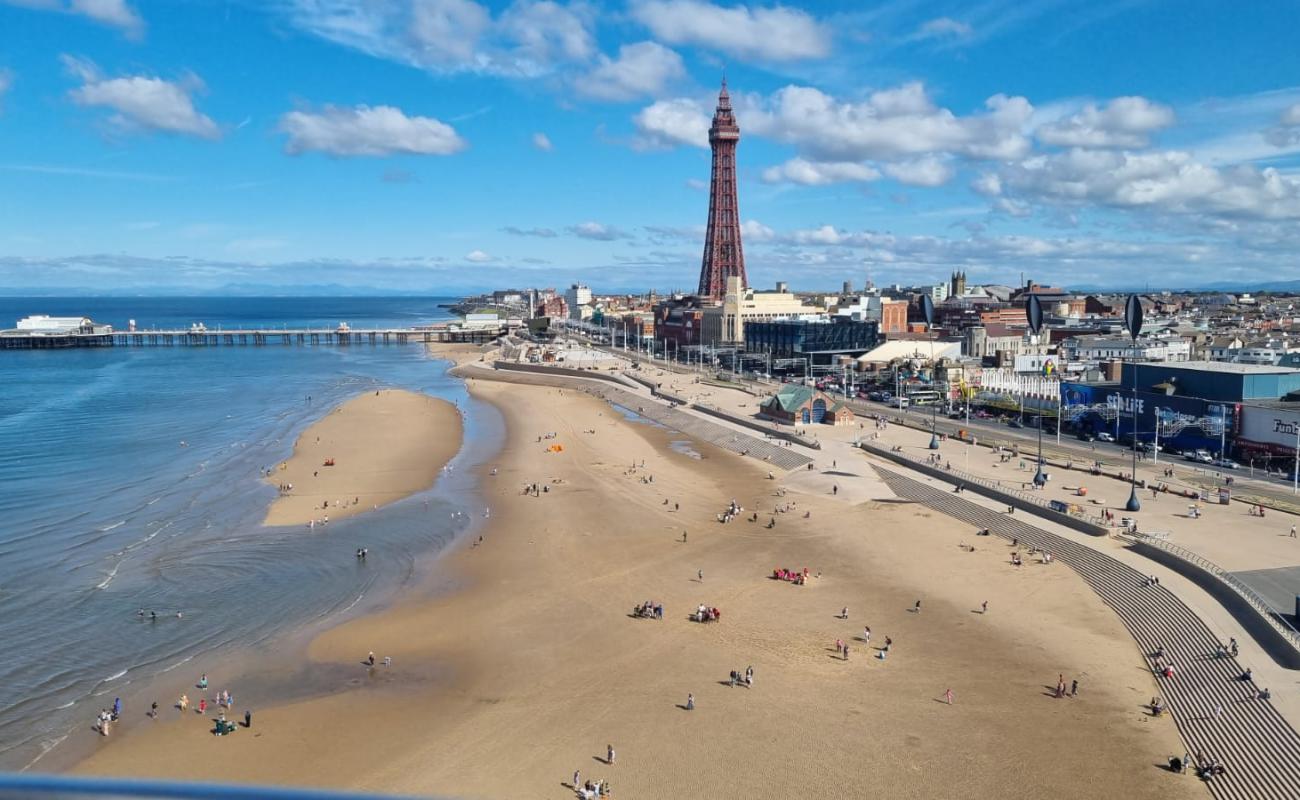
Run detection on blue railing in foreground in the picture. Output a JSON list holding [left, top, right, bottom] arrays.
[[0, 775, 452, 800]]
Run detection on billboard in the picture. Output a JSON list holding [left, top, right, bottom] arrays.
[[1238, 405, 1300, 454], [1060, 381, 1237, 449]]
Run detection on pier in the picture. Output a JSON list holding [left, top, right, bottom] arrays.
[[0, 325, 507, 350]]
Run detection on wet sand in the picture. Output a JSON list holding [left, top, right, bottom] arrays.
[[263, 388, 462, 527], [74, 354, 1201, 799]]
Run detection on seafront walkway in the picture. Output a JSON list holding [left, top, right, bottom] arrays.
[[866, 421, 1300, 616], [872, 463, 1300, 800]]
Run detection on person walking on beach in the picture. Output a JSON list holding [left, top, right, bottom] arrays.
[[682, 531, 687, 543], [1291, 524, 1296, 538], [367, 651, 376, 666], [1071, 679, 1078, 697], [981, 600, 988, 614], [150, 701, 158, 719], [697, 569, 703, 582], [914, 600, 922, 613], [945, 688, 954, 705], [840, 606, 849, 619], [863, 626, 871, 643], [607, 744, 615, 765], [573, 770, 581, 789], [686, 693, 695, 711]]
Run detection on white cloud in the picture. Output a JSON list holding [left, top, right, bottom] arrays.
[[761, 158, 879, 185], [2, 0, 144, 37], [574, 41, 684, 102], [997, 147, 1300, 220], [1037, 96, 1175, 148], [1265, 103, 1300, 148], [914, 17, 971, 40], [569, 221, 632, 240], [410, 0, 491, 67], [282, 0, 594, 78], [631, 0, 831, 62], [278, 104, 466, 157], [532, 131, 553, 151], [63, 56, 219, 139], [497, 0, 594, 64], [882, 155, 954, 187], [743, 82, 1033, 162], [741, 219, 775, 242], [633, 97, 709, 149], [970, 172, 1002, 197], [503, 226, 558, 237], [465, 249, 493, 262]]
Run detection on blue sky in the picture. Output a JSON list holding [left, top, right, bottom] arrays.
[[1, 0, 1299, 294]]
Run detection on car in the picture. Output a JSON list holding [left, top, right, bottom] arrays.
[[1077, 431, 1096, 442], [1138, 442, 1163, 454], [1185, 449, 1213, 463], [1213, 458, 1239, 469], [1097, 432, 1116, 443], [948, 411, 965, 420], [1008, 419, 1024, 429]]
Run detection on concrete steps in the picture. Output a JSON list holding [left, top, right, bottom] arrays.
[[872, 465, 1300, 800]]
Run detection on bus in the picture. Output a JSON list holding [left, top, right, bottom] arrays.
[[904, 389, 942, 406]]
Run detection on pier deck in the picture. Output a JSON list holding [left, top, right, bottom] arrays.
[[0, 326, 505, 349]]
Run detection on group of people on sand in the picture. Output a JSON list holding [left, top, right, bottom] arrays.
[[95, 697, 123, 736], [772, 567, 811, 584], [572, 772, 610, 798], [717, 499, 743, 524], [632, 600, 664, 619], [692, 604, 721, 623], [728, 665, 754, 688], [170, 673, 253, 733]]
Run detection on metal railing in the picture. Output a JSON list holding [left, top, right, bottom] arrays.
[[861, 439, 1109, 528], [0, 775, 450, 800], [1122, 532, 1300, 650]]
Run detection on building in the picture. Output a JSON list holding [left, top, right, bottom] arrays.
[[1120, 360, 1300, 402], [15, 315, 108, 333], [535, 296, 568, 320], [855, 339, 963, 371], [653, 296, 706, 347], [758, 384, 855, 426], [697, 79, 746, 299], [700, 276, 823, 345], [965, 324, 1032, 362], [1061, 335, 1191, 364], [564, 284, 592, 320], [743, 318, 880, 366], [834, 295, 908, 334], [949, 271, 967, 298]]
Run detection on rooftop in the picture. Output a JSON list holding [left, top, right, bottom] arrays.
[[1134, 360, 1300, 375]]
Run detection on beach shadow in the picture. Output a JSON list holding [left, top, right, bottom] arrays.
[[592, 756, 611, 765], [675, 704, 692, 711], [970, 609, 983, 614]]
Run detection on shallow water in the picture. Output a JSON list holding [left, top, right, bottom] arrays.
[[0, 297, 488, 770]]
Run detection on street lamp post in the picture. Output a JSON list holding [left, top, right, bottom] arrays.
[[1124, 295, 1143, 513], [1026, 295, 1046, 487], [922, 295, 939, 450], [1153, 407, 1160, 465]]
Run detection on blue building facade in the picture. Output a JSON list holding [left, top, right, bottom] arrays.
[[743, 318, 880, 366]]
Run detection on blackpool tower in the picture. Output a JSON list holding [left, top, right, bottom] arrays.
[[697, 79, 747, 300]]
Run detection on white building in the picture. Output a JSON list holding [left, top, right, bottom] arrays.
[[700, 276, 824, 344], [1061, 335, 1190, 363], [14, 315, 112, 334], [564, 284, 593, 321]]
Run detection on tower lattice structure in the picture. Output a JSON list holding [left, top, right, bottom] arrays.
[[697, 79, 746, 300]]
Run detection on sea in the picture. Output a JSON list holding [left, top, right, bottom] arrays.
[[0, 297, 497, 771]]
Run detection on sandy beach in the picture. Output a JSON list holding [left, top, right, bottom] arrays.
[[73, 351, 1200, 799], [263, 388, 463, 527]]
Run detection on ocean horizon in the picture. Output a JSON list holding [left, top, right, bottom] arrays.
[[0, 296, 494, 771]]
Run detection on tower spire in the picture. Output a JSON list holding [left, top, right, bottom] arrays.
[[697, 77, 746, 300]]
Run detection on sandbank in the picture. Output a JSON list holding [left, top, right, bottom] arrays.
[[74, 353, 1199, 799], [263, 388, 462, 527]]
